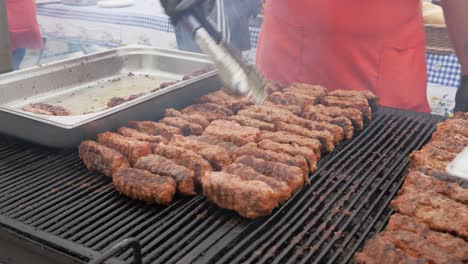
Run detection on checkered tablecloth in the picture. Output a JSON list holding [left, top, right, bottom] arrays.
[[426, 53, 461, 88], [36, 2, 262, 50]]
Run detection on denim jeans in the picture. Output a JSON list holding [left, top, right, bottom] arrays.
[[12, 48, 26, 70]]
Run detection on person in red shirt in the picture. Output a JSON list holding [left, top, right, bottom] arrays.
[[256, 0, 467, 113], [162, 0, 467, 113], [6, 0, 43, 69]]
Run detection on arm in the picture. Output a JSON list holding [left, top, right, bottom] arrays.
[[441, 0, 468, 112]]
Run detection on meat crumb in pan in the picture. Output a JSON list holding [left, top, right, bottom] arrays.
[[23, 103, 71, 116]]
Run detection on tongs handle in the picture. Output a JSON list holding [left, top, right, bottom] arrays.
[[178, 12, 267, 104], [189, 4, 222, 44]]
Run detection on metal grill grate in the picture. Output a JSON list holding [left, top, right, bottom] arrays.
[[0, 107, 444, 264]]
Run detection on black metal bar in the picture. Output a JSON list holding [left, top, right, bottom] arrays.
[[88, 238, 142, 264]]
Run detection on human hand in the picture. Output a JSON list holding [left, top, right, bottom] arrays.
[[454, 75, 468, 113], [160, 0, 214, 24]]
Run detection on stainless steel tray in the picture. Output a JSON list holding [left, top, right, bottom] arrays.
[[0, 46, 221, 148]]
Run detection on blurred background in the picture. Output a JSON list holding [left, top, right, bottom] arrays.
[[8, 0, 461, 116]]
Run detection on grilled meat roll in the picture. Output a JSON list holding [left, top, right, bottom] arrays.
[[159, 117, 204, 136], [128, 121, 182, 140], [113, 168, 176, 205], [164, 108, 210, 129], [258, 139, 318, 173], [154, 144, 212, 185], [79, 140, 130, 177], [202, 171, 279, 219], [234, 155, 305, 191], [274, 122, 335, 153], [170, 135, 231, 169], [97, 132, 152, 166], [135, 154, 196, 196], [232, 143, 309, 179], [224, 163, 292, 203], [181, 103, 233, 122], [118, 127, 168, 146], [203, 120, 260, 146], [198, 90, 252, 113]]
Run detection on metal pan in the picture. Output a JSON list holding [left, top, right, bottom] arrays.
[[0, 46, 220, 148]]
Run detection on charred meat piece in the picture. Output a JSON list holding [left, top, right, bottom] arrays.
[[113, 168, 176, 205], [23, 105, 54, 115], [228, 115, 275, 131], [409, 150, 451, 171], [181, 103, 233, 122], [128, 121, 182, 141], [275, 121, 335, 153], [159, 117, 204, 136], [424, 139, 466, 154], [158, 81, 179, 89], [431, 131, 468, 146], [267, 91, 319, 114], [235, 155, 305, 192], [97, 132, 152, 166], [118, 127, 168, 147], [232, 143, 309, 179], [203, 120, 260, 146], [355, 235, 428, 264], [135, 154, 196, 196], [435, 119, 468, 138], [154, 144, 212, 185], [237, 104, 296, 124], [23, 103, 71, 116], [403, 171, 467, 205], [391, 187, 468, 239], [283, 83, 328, 98], [419, 145, 458, 161], [289, 116, 344, 144], [224, 163, 292, 203], [265, 80, 284, 94], [202, 171, 279, 219], [258, 139, 318, 173], [412, 167, 468, 188], [453, 112, 468, 120], [237, 108, 287, 124], [387, 214, 468, 262], [262, 100, 302, 115], [107, 93, 146, 108], [304, 104, 364, 130], [199, 90, 253, 113], [381, 229, 461, 264], [321, 96, 372, 122], [170, 135, 232, 169], [79, 140, 130, 177], [164, 108, 210, 128], [302, 111, 354, 140], [186, 135, 238, 155], [258, 131, 321, 159], [328, 89, 378, 105], [182, 68, 208, 80]]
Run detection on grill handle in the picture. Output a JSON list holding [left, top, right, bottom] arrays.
[[88, 237, 142, 264]]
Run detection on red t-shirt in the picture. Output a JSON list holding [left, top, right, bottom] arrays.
[[257, 0, 430, 112], [6, 0, 43, 50]]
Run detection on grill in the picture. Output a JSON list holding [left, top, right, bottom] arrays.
[[0, 107, 444, 264]]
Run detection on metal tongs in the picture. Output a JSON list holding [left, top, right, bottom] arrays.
[[178, 7, 267, 104]]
